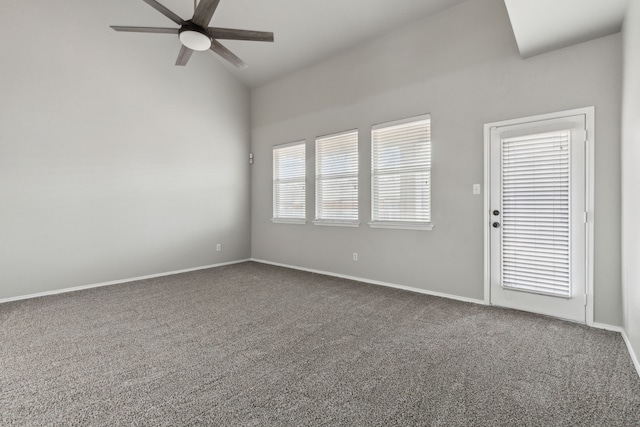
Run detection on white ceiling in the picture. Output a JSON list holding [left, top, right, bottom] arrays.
[[110, 0, 467, 88], [107, 0, 631, 88], [504, 0, 630, 58]]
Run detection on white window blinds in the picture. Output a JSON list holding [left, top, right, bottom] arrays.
[[273, 142, 306, 222], [315, 130, 359, 224], [501, 130, 571, 297], [371, 115, 431, 229]]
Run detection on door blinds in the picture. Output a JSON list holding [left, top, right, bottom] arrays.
[[501, 130, 571, 297], [273, 142, 306, 220], [371, 115, 431, 225], [315, 130, 359, 223]]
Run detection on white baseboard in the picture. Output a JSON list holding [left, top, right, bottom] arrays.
[[0, 259, 251, 305], [253, 259, 640, 379], [4, 257, 639, 380], [591, 322, 624, 333], [621, 329, 640, 379], [580, 322, 640, 379], [251, 258, 486, 305]]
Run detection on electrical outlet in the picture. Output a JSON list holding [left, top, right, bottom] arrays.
[[216, 244, 221, 252], [353, 252, 358, 261]]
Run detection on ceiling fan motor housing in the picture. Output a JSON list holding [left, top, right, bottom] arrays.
[[179, 23, 212, 51]]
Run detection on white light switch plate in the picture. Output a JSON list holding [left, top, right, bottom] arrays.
[[473, 184, 481, 195]]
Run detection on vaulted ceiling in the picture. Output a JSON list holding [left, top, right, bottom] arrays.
[[106, 0, 629, 87], [504, 0, 629, 58], [109, 0, 468, 88], [38, 0, 631, 89]]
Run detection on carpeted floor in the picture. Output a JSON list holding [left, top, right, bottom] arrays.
[[1, 262, 639, 426]]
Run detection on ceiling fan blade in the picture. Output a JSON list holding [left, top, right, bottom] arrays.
[[141, 0, 184, 25], [192, 0, 221, 28], [210, 40, 247, 69], [110, 26, 179, 34], [207, 27, 274, 42], [176, 45, 194, 66]]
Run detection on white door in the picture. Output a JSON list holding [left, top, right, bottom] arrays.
[[488, 113, 588, 323]]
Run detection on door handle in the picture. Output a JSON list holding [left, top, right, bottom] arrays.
[[493, 210, 500, 216], [492, 222, 500, 228]]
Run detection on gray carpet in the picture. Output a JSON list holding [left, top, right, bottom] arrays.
[[1, 262, 639, 426]]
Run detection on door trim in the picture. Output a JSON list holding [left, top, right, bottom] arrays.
[[483, 107, 595, 325]]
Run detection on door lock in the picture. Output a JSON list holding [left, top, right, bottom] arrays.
[[493, 210, 500, 216], [492, 222, 500, 228]]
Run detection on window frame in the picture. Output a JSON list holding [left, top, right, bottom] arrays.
[[369, 114, 433, 231], [272, 140, 307, 225], [314, 129, 360, 227]]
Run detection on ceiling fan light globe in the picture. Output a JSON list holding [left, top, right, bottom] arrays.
[[179, 30, 211, 51]]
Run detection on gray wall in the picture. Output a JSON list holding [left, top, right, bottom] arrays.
[[622, 1, 640, 365], [0, 0, 251, 300], [251, 0, 623, 325]]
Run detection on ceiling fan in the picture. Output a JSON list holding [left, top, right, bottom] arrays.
[[111, 0, 274, 69]]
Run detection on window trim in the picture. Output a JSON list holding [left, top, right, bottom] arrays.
[[272, 218, 307, 225], [272, 140, 307, 224], [314, 129, 360, 227], [313, 219, 360, 227], [368, 221, 434, 231], [369, 114, 433, 231]]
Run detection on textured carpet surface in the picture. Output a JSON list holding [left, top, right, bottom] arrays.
[[1, 262, 639, 426]]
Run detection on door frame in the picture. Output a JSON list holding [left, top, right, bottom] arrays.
[[483, 107, 595, 325]]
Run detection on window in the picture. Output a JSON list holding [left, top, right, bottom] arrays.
[[314, 130, 359, 226], [272, 141, 306, 224], [371, 114, 432, 230]]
